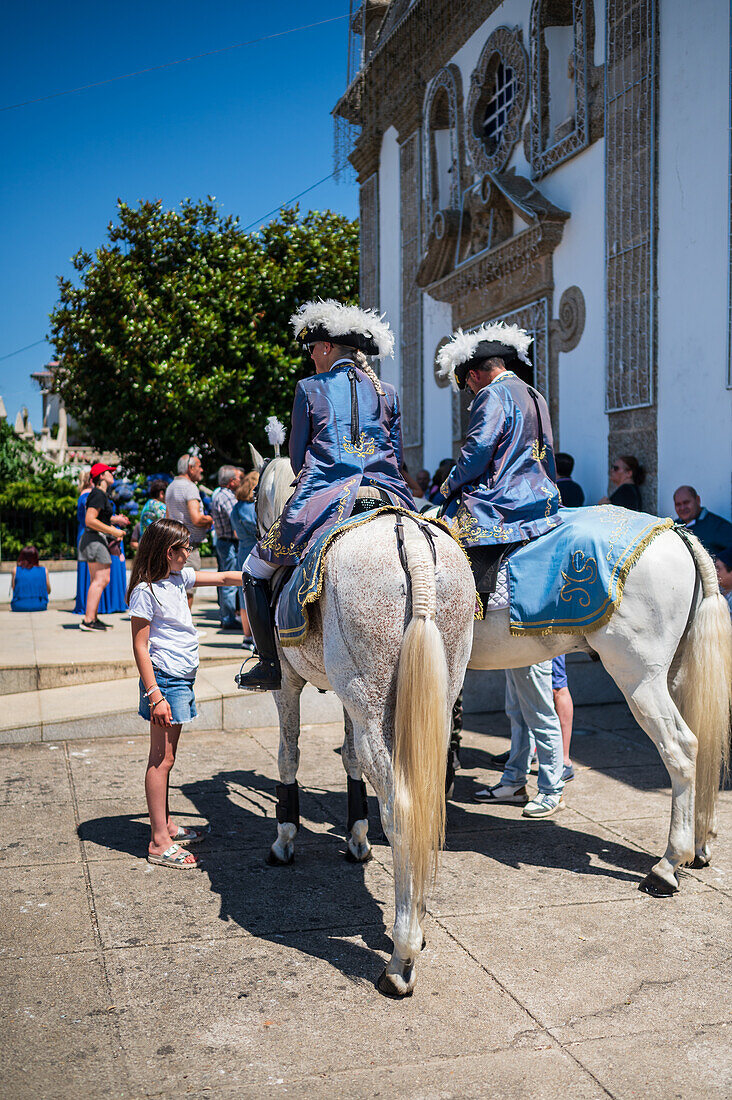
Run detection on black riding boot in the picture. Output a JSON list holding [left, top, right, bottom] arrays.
[[235, 576, 282, 692]]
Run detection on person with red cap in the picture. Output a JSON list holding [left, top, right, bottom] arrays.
[[77, 462, 130, 631]]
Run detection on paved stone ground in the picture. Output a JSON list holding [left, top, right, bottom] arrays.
[[1, 705, 730, 1099]]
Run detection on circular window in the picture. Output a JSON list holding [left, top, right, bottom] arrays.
[[466, 27, 528, 175]]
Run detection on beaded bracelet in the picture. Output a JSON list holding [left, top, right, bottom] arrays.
[[151, 697, 165, 710]]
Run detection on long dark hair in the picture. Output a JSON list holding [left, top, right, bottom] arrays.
[[126, 518, 189, 600], [618, 454, 646, 486]]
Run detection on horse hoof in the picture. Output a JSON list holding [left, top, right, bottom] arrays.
[[376, 969, 413, 999], [691, 854, 711, 869], [638, 871, 677, 897], [266, 848, 294, 867], [345, 846, 373, 864]]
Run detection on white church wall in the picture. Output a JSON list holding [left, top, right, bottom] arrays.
[[422, 294, 454, 472], [657, 0, 732, 519], [539, 139, 608, 506], [378, 126, 401, 391]]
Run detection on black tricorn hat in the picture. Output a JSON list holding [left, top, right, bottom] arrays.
[[290, 300, 394, 359], [295, 323, 381, 357], [453, 340, 524, 390]]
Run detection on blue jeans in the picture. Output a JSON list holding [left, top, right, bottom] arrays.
[[214, 537, 239, 627], [502, 662, 564, 796]]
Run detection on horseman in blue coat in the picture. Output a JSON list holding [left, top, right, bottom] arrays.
[[238, 299, 415, 691], [436, 322, 562, 593]]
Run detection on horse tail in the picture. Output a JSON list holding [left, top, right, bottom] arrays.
[[674, 532, 732, 841], [393, 519, 449, 912]]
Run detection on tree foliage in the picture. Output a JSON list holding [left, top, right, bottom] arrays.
[[50, 199, 359, 470], [0, 421, 78, 559]]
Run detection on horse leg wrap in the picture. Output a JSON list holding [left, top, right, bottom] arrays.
[[347, 777, 369, 832], [276, 782, 300, 832]]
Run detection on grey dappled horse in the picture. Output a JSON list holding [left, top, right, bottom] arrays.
[[247, 448, 475, 997]]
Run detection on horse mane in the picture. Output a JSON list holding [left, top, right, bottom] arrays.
[[255, 455, 295, 534]]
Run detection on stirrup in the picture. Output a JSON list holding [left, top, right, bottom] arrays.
[[235, 659, 281, 692]]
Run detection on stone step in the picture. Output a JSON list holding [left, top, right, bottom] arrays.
[[0, 648, 248, 696], [0, 664, 343, 744], [0, 594, 248, 695]]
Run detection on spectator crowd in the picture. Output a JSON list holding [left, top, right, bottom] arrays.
[[9, 446, 732, 628]]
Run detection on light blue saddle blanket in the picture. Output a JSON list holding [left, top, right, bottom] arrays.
[[276, 505, 446, 648], [506, 505, 674, 635]]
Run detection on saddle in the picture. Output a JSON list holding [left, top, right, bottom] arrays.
[[467, 542, 521, 603], [269, 487, 392, 609]]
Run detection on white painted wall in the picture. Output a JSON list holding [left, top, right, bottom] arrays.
[[421, 293, 454, 471], [657, 0, 732, 519], [378, 127, 401, 391], [540, 138, 608, 506]]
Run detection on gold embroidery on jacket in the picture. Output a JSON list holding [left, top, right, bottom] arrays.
[[342, 432, 377, 458], [531, 439, 547, 461]]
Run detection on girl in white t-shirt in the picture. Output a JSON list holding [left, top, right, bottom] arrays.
[[128, 518, 242, 869]]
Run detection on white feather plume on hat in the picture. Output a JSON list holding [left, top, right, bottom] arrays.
[[436, 322, 533, 391], [289, 299, 395, 359]]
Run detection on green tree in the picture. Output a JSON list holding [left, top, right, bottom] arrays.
[[50, 199, 359, 470], [0, 421, 78, 559]]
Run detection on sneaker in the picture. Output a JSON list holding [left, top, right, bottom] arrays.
[[241, 636, 255, 651], [562, 763, 575, 782], [94, 618, 111, 630], [80, 619, 105, 632], [522, 793, 565, 819], [474, 782, 529, 805]]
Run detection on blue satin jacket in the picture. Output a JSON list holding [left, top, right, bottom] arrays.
[[441, 371, 562, 546], [258, 360, 415, 565]]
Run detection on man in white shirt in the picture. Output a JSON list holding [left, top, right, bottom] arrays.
[[165, 454, 213, 606]]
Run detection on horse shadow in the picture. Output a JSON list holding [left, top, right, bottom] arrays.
[[444, 771, 655, 884], [79, 768, 391, 986], [186, 768, 394, 983], [78, 762, 654, 988]]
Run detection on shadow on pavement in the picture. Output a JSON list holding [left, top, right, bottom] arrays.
[[79, 768, 391, 986], [444, 788, 651, 884]]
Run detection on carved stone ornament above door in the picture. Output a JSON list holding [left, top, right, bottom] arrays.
[[416, 167, 569, 317]]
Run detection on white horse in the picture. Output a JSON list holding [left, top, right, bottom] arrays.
[[246, 449, 475, 997], [464, 523, 731, 896]]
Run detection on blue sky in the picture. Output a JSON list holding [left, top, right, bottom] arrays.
[[0, 1, 357, 425]]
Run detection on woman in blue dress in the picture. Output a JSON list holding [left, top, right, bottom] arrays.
[[11, 545, 50, 611], [237, 300, 414, 690]]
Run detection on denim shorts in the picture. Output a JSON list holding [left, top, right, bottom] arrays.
[[139, 667, 198, 724], [551, 654, 568, 691]]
